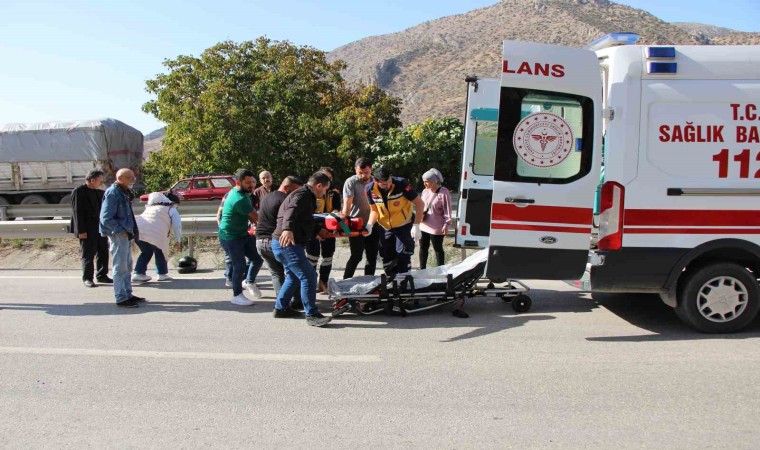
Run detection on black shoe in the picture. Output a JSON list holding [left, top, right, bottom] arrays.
[[116, 298, 138, 308], [130, 295, 146, 303], [273, 308, 304, 319], [96, 276, 113, 284], [83, 280, 97, 288], [290, 300, 304, 311], [306, 312, 331, 327]]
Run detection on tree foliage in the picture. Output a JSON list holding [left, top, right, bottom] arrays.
[[364, 117, 464, 191], [142, 38, 401, 191]]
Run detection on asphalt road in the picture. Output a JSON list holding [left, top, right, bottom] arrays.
[[1, 269, 759, 449]]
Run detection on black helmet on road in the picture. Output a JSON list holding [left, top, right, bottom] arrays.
[[177, 256, 197, 273]]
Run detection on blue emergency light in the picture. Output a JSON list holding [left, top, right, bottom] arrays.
[[648, 62, 678, 74], [586, 33, 640, 52], [647, 47, 676, 59]]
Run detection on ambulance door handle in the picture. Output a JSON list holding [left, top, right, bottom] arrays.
[[505, 197, 535, 204]]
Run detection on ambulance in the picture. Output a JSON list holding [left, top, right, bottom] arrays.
[[455, 33, 760, 333]]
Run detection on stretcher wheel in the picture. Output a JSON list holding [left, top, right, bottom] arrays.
[[511, 294, 532, 313]]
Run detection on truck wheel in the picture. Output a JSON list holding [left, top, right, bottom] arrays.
[[676, 263, 760, 333], [20, 195, 48, 205], [59, 194, 72, 205], [0, 196, 14, 221], [20, 195, 52, 220]]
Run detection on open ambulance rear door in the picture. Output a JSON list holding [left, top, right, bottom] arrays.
[[455, 77, 500, 248], [486, 41, 602, 280]]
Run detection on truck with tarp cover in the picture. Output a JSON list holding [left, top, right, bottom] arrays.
[[0, 118, 143, 207]]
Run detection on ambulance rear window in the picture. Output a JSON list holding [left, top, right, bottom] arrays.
[[495, 88, 594, 184], [473, 121, 498, 175]]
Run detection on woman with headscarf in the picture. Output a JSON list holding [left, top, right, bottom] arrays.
[[419, 169, 452, 269], [132, 192, 183, 283]]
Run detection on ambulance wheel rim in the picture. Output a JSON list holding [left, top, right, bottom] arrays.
[[696, 275, 749, 323]]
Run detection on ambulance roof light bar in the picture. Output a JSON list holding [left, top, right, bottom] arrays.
[[586, 33, 640, 52]]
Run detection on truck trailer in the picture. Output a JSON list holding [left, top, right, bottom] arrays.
[[456, 33, 760, 333], [0, 118, 143, 208]]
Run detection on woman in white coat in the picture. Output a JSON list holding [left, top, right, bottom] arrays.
[[132, 192, 182, 282]]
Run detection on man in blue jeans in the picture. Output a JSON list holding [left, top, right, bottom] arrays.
[[219, 168, 263, 306], [256, 176, 303, 308], [272, 171, 333, 327], [99, 168, 145, 308]]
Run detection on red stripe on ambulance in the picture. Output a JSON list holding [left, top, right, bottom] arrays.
[[625, 209, 760, 227], [492, 203, 592, 225]]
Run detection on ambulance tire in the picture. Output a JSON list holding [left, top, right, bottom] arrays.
[[676, 263, 760, 334]]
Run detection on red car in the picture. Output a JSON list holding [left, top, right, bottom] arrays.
[[140, 174, 236, 202]]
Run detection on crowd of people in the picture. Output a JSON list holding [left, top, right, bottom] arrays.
[[70, 158, 453, 327]]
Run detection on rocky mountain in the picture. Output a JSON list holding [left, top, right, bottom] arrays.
[[328, 0, 756, 124]]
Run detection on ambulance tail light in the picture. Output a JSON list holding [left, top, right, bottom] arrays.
[[597, 181, 625, 251]]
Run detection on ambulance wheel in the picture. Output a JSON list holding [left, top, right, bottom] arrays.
[[675, 263, 759, 333], [511, 294, 532, 313]]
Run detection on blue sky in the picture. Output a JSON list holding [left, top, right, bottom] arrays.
[[1, 0, 757, 135]]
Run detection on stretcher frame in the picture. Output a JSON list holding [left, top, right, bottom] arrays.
[[328, 267, 532, 318]]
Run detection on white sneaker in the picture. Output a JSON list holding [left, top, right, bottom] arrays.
[[157, 274, 173, 281], [131, 274, 152, 283], [230, 293, 254, 306], [246, 282, 263, 299], [225, 279, 232, 288]]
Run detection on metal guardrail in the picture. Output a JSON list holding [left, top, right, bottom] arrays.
[[0, 201, 221, 220], [0, 195, 464, 257]]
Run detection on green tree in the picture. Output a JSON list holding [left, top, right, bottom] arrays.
[[364, 117, 464, 191], [142, 38, 401, 191]]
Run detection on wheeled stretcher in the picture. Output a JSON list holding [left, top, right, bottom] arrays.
[[327, 249, 532, 318]]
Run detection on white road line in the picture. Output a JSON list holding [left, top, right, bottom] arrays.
[[0, 276, 82, 279], [0, 346, 381, 363]]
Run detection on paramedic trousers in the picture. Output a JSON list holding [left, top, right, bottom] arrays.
[[343, 224, 381, 279], [379, 222, 415, 276], [306, 237, 336, 283], [271, 239, 319, 316], [419, 231, 445, 269]]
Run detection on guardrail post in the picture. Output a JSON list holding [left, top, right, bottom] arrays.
[[187, 236, 195, 258]]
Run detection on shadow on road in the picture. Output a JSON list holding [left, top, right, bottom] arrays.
[[0, 285, 602, 342], [321, 287, 600, 341], [586, 292, 760, 341]]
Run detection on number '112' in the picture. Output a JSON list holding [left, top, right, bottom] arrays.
[[712, 149, 760, 178]]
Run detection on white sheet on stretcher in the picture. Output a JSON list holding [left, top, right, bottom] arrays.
[[327, 249, 489, 297]]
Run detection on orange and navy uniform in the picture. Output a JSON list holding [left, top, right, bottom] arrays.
[[365, 176, 419, 230]]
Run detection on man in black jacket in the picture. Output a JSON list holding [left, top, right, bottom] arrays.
[[70, 170, 111, 287], [256, 176, 302, 306], [271, 172, 332, 327]]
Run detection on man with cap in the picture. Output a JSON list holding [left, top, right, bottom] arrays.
[[365, 166, 425, 277]]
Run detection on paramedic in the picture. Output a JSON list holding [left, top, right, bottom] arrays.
[[306, 167, 341, 293], [365, 166, 425, 276]]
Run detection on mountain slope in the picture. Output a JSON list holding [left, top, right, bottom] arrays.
[[328, 0, 706, 124]]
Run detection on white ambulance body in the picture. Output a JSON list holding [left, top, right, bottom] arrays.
[[456, 34, 760, 333]]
